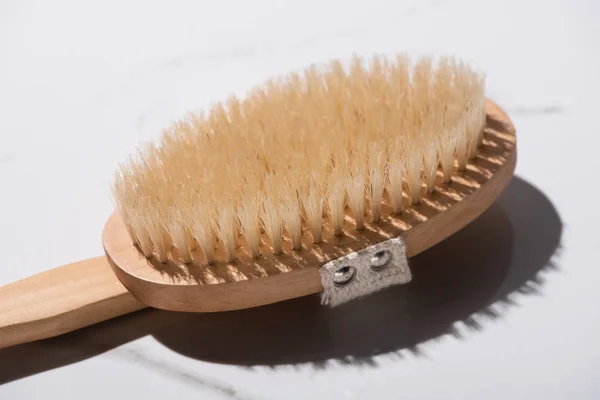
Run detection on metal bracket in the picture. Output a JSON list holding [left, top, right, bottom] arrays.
[[319, 236, 412, 307]]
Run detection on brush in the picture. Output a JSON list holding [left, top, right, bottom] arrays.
[[0, 53, 516, 348]]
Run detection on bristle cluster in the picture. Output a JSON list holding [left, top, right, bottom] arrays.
[[112, 54, 486, 265]]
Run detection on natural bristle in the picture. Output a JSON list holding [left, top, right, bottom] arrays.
[[217, 204, 237, 263], [302, 181, 324, 244], [112, 53, 486, 265], [262, 177, 284, 255], [368, 142, 386, 223], [237, 196, 261, 259], [326, 173, 346, 236]]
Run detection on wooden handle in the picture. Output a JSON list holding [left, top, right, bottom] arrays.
[[0, 256, 145, 349]]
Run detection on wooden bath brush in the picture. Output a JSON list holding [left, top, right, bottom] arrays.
[[0, 54, 516, 348]]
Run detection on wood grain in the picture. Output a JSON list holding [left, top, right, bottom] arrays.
[[0, 257, 144, 349], [104, 98, 517, 312]]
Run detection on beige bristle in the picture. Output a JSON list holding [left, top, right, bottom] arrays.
[[449, 61, 466, 160], [187, 203, 216, 265], [111, 169, 138, 246], [368, 142, 386, 223], [453, 63, 486, 160], [477, 94, 486, 146], [112, 53, 486, 264], [326, 171, 346, 236], [116, 164, 147, 254], [301, 181, 324, 243], [235, 163, 262, 258], [262, 176, 284, 254], [237, 196, 262, 258], [344, 56, 369, 230], [422, 142, 439, 193], [404, 133, 424, 205], [387, 158, 404, 215], [414, 57, 439, 195], [129, 143, 172, 264], [217, 203, 237, 263], [470, 80, 487, 158], [166, 207, 193, 264], [346, 172, 366, 230], [322, 63, 350, 236], [281, 190, 303, 250], [143, 211, 170, 264], [456, 124, 469, 171], [421, 101, 441, 193], [386, 54, 410, 214], [262, 203, 283, 254], [439, 131, 457, 183], [129, 212, 154, 258], [185, 228, 197, 251]]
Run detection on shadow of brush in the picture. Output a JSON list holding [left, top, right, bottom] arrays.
[[147, 176, 562, 367], [149, 201, 511, 366], [0, 176, 562, 381]]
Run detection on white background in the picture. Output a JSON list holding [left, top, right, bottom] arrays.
[[1, 0, 599, 399]]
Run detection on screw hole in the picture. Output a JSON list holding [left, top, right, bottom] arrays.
[[370, 249, 392, 271], [333, 265, 356, 286]]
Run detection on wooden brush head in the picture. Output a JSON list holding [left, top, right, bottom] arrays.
[[103, 99, 516, 312]]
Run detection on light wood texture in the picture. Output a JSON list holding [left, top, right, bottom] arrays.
[[104, 98, 517, 312], [0, 257, 144, 349]]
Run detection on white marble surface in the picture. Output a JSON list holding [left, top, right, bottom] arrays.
[[1, 0, 599, 398]]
